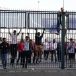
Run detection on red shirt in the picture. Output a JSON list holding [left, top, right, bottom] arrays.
[[18, 42, 24, 52]]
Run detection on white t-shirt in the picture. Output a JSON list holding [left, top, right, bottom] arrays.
[[50, 42, 57, 50], [24, 41, 30, 51], [11, 34, 17, 44], [44, 42, 50, 50]]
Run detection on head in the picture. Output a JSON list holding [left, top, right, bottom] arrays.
[[37, 32, 40, 36], [29, 39, 33, 44], [61, 8, 64, 12], [22, 33, 24, 35], [53, 39, 56, 43], [13, 30, 16, 35], [70, 38, 73, 42], [30, 39, 32, 42], [3, 38, 6, 42], [25, 36, 29, 41], [45, 39, 48, 42]]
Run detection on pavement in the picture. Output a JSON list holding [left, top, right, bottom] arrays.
[[0, 69, 76, 76]]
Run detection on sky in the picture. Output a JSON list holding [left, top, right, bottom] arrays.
[[0, 0, 76, 11]]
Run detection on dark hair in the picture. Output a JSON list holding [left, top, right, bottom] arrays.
[[26, 36, 29, 38], [13, 30, 16, 33], [37, 32, 40, 36], [3, 38, 6, 41], [70, 38, 73, 41]]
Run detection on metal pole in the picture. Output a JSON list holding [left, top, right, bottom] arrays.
[[63, 0, 64, 10], [37, 0, 40, 10], [61, 8, 65, 69], [0, 10, 1, 36]]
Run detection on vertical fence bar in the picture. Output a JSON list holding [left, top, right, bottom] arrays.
[[0, 10, 1, 36], [61, 9, 66, 69]]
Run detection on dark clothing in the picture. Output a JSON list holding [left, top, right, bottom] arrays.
[[0, 41, 9, 69], [33, 51, 37, 64], [22, 51, 31, 68], [35, 34, 43, 45], [10, 44, 17, 66], [16, 51, 24, 65], [69, 53, 75, 59], [44, 50, 49, 60], [50, 50, 57, 62], [10, 44, 17, 58], [0, 42, 9, 54], [57, 42, 61, 62], [1, 54, 7, 69]]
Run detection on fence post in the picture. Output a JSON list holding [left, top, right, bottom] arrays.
[[61, 8, 66, 69]]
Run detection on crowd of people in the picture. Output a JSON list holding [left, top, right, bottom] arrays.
[[0, 29, 76, 69]]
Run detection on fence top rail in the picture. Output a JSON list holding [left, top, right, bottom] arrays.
[[0, 10, 76, 14], [0, 27, 76, 30]]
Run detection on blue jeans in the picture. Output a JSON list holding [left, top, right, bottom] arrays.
[[1, 54, 7, 69]]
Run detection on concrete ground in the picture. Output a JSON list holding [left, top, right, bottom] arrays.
[[0, 69, 76, 76]]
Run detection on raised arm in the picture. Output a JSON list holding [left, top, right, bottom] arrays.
[[8, 29, 11, 36], [27, 33, 29, 36], [41, 29, 45, 38], [17, 29, 22, 35], [35, 28, 37, 36], [21, 33, 24, 40]]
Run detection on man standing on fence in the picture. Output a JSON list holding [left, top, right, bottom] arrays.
[[34, 28, 45, 63], [9, 29, 21, 67]]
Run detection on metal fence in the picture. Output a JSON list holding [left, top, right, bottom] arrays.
[[0, 10, 76, 70]]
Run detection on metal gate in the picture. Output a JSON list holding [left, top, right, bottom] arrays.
[[0, 10, 76, 70]]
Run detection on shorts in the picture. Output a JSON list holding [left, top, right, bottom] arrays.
[[69, 53, 75, 59]]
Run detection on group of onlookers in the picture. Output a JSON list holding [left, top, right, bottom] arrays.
[[0, 29, 76, 69]]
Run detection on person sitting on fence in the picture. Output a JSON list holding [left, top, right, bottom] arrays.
[[9, 29, 21, 67], [0, 38, 9, 69], [34, 28, 45, 64], [67, 38, 75, 68], [43, 39, 50, 60], [50, 39, 57, 62]]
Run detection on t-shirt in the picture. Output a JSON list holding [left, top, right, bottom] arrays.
[[24, 41, 30, 51], [18, 42, 24, 52], [44, 42, 50, 50], [35, 35, 43, 45], [11, 34, 17, 44], [50, 42, 57, 50]]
